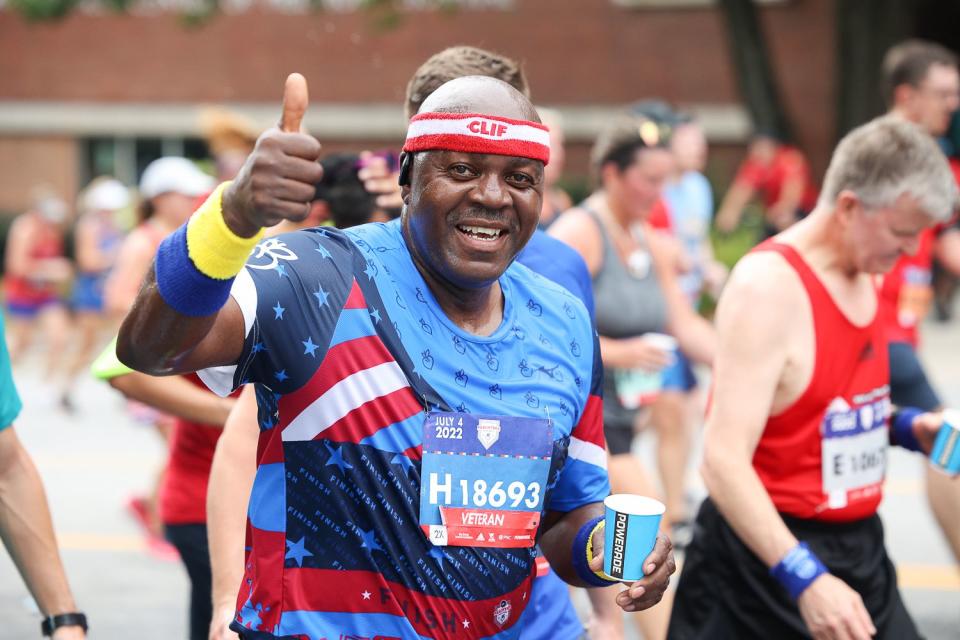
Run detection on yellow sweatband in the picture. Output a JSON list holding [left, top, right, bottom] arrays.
[[585, 519, 612, 581], [186, 181, 265, 280]]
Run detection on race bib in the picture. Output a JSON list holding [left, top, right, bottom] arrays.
[[419, 412, 552, 548], [821, 393, 890, 509], [613, 368, 662, 409]]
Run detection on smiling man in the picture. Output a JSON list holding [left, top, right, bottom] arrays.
[[116, 73, 674, 640]]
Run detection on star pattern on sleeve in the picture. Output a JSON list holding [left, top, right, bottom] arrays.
[[313, 285, 330, 308], [324, 442, 354, 472], [358, 528, 383, 552], [285, 537, 313, 567], [302, 337, 319, 357], [272, 302, 286, 320]]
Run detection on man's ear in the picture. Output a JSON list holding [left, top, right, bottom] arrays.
[[893, 83, 916, 111], [401, 184, 411, 205], [398, 152, 412, 186], [835, 190, 861, 227]]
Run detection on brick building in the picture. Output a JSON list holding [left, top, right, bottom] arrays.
[[0, 0, 842, 213]]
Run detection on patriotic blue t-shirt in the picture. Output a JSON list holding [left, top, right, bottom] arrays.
[[200, 219, 608, 640]]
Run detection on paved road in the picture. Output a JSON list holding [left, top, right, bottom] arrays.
[[0, 316, 958, 639]]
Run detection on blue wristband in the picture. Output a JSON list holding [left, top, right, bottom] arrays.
[[770, 542, 828, 600], [572, 516, 618, 587], [891, 407, 924, 453], [155, 224, 236, 317]]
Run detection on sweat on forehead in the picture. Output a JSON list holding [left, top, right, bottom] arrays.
[[418, 76, 541, 123]]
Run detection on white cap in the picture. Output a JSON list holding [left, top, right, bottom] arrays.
[[139, 157, 214, 199], [84, 178, 130, 211]]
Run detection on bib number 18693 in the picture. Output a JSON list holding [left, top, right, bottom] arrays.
[[427, 473, 541, 509]]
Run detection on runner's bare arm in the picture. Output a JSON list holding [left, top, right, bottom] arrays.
[[0, 428, 83, 637], [116, 268, 247, 375], [208, 386, 258, 640], [108, 371, 236, 426], [702, 253, 876, 640], [117, 74, 323, 376], [647, 224, 716, 366], [699, 252, 800, 564]]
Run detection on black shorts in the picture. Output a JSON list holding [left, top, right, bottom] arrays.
[[889, 342, 941, 411], [668, 499, 922, 640], [604, 420, 635, 456]]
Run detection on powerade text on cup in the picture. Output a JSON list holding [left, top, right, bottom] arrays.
[[603, 494, 665, 582], [610, 511, 629, 578]]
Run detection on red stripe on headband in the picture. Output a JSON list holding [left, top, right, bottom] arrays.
[[403, 112, 550, 165]]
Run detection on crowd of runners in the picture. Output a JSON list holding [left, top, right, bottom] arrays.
[[1, 39, 959, 640]]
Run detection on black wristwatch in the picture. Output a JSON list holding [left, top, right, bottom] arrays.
[[41, 612, 87, 637]]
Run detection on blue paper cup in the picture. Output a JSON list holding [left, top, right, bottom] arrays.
[[930, 410, 960, 476], [603, 494, 666, 582]]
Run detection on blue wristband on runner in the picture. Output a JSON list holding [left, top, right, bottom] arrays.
[[573, 516, 618, 587], [770, 542, 828, 600], [890, 407, 924, 452], [155, 224, 236, 317]]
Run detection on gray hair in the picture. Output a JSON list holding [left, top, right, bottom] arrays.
[[819, 115, 957, 221]]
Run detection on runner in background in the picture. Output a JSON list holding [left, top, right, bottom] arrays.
[[0, 308, 87, 638], [628, 103, 729, 543], [62, 177, 128, 413], [550, 114, 716, 640], [3, 187, 73, 393], [715, 133, 818, 239], [670, 115, 956, 640], [881, 39, 960, 565], [103, 157, 213, 559]]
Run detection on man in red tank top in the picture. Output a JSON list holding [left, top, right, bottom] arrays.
[[669, 116, 957, 640], [881, 39, 960, 566]]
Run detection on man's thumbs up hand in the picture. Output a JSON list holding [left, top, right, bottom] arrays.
[[223, 73, 323, 236]]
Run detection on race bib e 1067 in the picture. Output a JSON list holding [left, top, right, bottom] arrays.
[[821, 391, 889, 509]]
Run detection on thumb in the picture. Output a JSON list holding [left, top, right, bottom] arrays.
[[280, 72, 308, 133], [588, 548, 604, 572]]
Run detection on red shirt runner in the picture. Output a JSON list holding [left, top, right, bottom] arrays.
[[159, 375, 236, 525], [734, 146, 819, 213], [751, 242, 890, 523]]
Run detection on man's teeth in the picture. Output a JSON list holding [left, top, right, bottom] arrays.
[[458, 225, 503, 239]]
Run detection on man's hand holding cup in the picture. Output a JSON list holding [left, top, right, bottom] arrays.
[[588, 494, 676, 612]]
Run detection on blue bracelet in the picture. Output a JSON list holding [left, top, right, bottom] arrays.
[[572, 516, 618, 587], [891, 407, 924, 453], [155, 224, 236, 317], [770, 542, 828, 600]]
